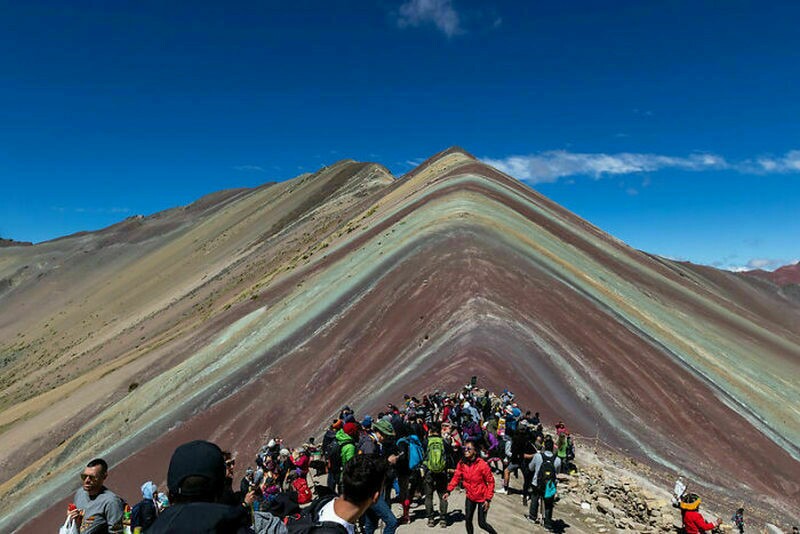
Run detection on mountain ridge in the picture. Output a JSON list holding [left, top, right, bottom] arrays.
[[1, 149, 798, 531]]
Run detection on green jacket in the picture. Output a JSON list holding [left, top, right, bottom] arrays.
[[335, 429, 356, 466]]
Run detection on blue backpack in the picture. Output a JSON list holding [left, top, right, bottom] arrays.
[[398, 435, 425, 470]]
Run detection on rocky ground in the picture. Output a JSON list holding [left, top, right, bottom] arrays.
[[323, 440, 797, 534]]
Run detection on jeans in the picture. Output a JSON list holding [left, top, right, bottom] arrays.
[[363, 493, 398, 534], [464, 498, 498, 534]]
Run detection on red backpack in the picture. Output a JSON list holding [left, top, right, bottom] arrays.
[[292, 477, 313, 504]]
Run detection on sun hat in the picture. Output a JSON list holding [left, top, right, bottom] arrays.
[[373, 419, 396, 437]]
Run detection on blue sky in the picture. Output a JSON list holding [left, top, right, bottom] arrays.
[[1, 1, 798, 271]]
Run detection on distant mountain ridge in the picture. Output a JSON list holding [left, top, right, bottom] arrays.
[[0, 237, 32, 248], [745, 261, 800, 286], [1, 148, 798, 531]]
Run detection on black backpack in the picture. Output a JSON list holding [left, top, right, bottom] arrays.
[[130, 498, 157, 530], [537, 452, 558, 498], [285, 495, 347, 533], [327, 440, 344, 480]]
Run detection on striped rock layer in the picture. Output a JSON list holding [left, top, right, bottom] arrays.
[[0, 148, 798, 530]]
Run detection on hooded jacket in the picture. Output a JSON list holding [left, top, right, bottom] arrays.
[[682, 509, 718, 534], [447, 457, 494, 503], [335, 428, 356, 466]]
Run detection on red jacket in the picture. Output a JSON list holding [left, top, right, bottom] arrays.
[[447, 458, 495, 503], [682, 510, 717, 534]]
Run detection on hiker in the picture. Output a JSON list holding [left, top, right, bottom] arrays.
[[679, 493, 721, 533], [362, 419, 400, 534], [323, 421, 340, 489], [222, 451, 240, 505], [241, 468, 257, 498], [293, 448, 311, 480], [395, 424, 425, 524], [329, 422, 358, 492], [555, 433, 569, 474], [130, 481, 159, 532], [443, 442, 498, 534], [287, 454, 388, 533], [484, 428, 503, 474], [528, 435, 561, 529], [500, 425, 533, 495], [147, 440, 254, 533], [515, 422, 537, 506], [67, 458, 125, 534], [731, 507, 744, 533], [423, 422, 451, 528]]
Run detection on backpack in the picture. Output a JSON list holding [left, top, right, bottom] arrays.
[[425, 437, 447, 473], [285, 495, 347, 534], [358, 433, 379, 455], [130, 499, 157, 530], [537, 452, 558, 499], [397, 435, 425, 470], [327, 440, 344, 480], [292, 478, 313, 505]]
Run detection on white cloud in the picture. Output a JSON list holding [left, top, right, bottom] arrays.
[[51, 206, 131, 214], [396, 0, 463, 38], [481, 150, 729, 184], [723, 257, 799, 272], [741, 150, 800, 174], [233, 165, 266, 172], [482, 149, 800, 183]]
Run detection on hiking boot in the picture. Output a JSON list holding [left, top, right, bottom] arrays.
[[440, 517, 448, 528], [427, 518, 436, 528], [496, 487, 508, 494]]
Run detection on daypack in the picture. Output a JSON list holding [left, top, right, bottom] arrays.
[[327, 440, 344, 480], [397, 435, 425, 470], [292, 478, 313, 505], [425, 437, 447, 473], [537, 452, 558, 499], [285, 495, 347, 534], [358, 433, 379, 455], [130, 498, 157, 530]]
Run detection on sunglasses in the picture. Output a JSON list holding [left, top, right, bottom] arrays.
[[80, 473, 101, 481]]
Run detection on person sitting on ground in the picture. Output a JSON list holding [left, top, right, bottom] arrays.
[[443, 441, 498, 534], [147, 440, 255, 533], [130, 481, 159, 533], [67, 458, 125, 534], [679, 493, 721, 534], [288, 454, 388, 533]]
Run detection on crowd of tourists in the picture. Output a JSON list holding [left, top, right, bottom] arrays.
[[59, 380, 764, 534]]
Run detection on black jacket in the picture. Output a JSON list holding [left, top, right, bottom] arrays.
[[146, 502, 253, 534]]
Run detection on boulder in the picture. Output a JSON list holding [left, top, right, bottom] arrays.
[[596, 497, 614, 514]]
